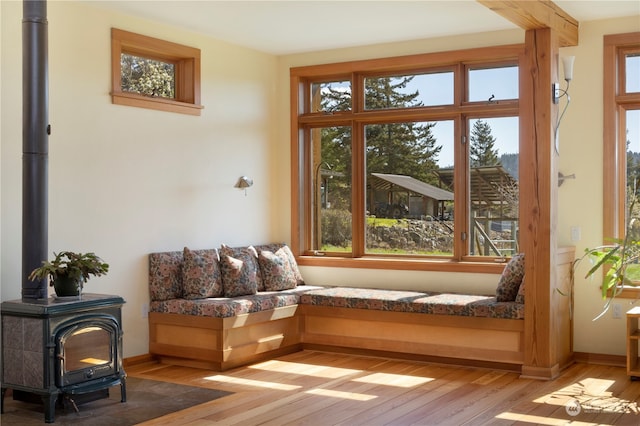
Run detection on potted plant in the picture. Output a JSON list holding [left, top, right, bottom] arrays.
[[29, 251, 109, 297], [574, 194, 640, 319]]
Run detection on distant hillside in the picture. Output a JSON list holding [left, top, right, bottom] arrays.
[[500, 153, 519, 180]]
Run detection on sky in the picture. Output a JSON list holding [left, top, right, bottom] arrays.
[[424, 62, 639, 168], [413, 66, 519, 168], [319, 60, 639, 171], [626, 55, 640, 152]]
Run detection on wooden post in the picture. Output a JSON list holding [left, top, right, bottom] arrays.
[[520, 27, 560, 379]]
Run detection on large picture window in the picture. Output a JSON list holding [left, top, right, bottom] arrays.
[[291, 46, 522, 272]]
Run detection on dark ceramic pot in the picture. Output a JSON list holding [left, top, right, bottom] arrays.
[[52, 274, 81, 297]]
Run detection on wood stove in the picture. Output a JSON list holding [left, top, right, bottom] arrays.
[[1, 293, 126, 423]]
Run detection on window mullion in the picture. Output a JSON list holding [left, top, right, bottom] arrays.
[[351, 74, 365, 257], [454, 63, 466, 260], [352, 121, 365, 257], [454, 115, 467, 261]]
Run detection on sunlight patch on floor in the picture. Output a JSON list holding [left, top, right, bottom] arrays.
[[248, 360, 362, 378], [531, 376, 639, 415], [576, 395, 640, 415], [203, 374, 301, 390], [495, 412, 588, 425], [533, 377, 617, 404], [353, 372, 433, 387], [305, 388, 378, 401]]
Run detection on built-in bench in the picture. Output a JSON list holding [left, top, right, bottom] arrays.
[[147, 245, 574, 376], [299, 287, 525, 369], [147, 245, 323, 371], [149, 286, 326, 371]]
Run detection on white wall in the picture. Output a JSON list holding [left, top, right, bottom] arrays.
[[1, 1, 278, 357], [2, 0, 638, 359], [558, 17, 640, 356]]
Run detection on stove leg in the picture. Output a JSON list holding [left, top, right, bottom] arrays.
[[42, 393, 56, 423], [120, 377, 126, 402]]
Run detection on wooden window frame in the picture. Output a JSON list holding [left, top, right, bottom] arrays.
[[290, 45, 523, 274], [111, 28, 203, 116], [603, 32, 640, 298]]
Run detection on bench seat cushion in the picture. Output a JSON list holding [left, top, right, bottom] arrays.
[[150, 285, 325, 318], [300, 287, 524, 319]]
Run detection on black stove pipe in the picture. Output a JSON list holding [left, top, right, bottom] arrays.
[[22, 0, 49, 300]]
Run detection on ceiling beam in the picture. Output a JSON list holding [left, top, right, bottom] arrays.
[[477, 0, 579, 46]]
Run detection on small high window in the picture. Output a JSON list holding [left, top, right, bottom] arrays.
[[111, 28, 203, 116]]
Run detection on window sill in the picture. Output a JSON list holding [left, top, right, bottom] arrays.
[[111, 92, 203, 116], [608, 286, 640, 300], [296, 255, 506, 274]]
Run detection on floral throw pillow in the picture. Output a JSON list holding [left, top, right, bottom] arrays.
[[182, 247, 223, 299], [496, 253, 525, 302], [220, 251, 259, 297], [254, 243, 304, 286], [515, 276, 526, 304], [148, 251, 183, 301], [258, 250, 297, 291], [220, 245, 264, 291]]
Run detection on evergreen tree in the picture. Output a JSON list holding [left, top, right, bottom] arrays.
[[470, 119, 500, 167], [317, 76, 443, 212], [627, 134, 640, 197], [364, 76, 441, 183]]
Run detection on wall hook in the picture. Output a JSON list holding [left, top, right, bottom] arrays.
[[558, 172, 576, 187]]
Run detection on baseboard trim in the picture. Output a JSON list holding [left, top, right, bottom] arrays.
[[126, 350, 626, 374], [520, 364, 560, 380], [302, 344, 522, 373], [573, 352, 626, 368], [123, 353, 157, 367]]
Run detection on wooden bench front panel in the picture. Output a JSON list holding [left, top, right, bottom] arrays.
[[300, 305, 524, 365], [149, 306, 303, 370]]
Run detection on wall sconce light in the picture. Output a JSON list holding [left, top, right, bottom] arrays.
[[553, 55, 575, 104], [554, 56, 575, 153], [562, 55, 575, 81], [235, 176, 253, 195]]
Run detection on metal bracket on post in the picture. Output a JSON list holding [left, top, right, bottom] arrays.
[[552, 82, 560, 104]]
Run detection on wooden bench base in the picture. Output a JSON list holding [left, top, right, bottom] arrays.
[[149, 303, 527, 372], [149, 305, 303, 371], [300, 305, 524, 367]]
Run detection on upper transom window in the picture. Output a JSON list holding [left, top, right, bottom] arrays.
[[110, 28, 203, 116]]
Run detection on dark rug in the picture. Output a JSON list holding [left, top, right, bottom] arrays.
[[0, 376, 231, 425]]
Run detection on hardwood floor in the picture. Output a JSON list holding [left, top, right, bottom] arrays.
[[127, 350, 640, 425]]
